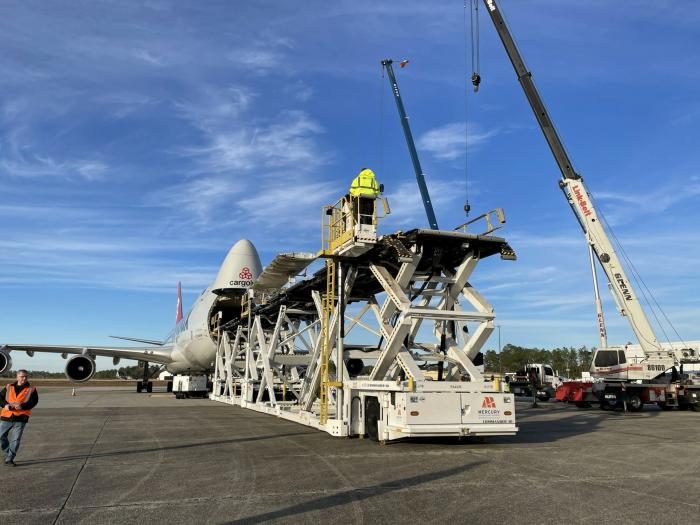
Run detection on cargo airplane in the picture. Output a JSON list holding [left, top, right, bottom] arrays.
[[0, 239, 263, 391]]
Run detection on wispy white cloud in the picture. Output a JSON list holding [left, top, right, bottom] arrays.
[[228, 35, 295, 74], [0, 156, 108, 181], [595, 178, 700, 215], [150, 108, 332, 229], [99, 92, 156, 119], [181, 110, 328, 174], [149, 175, 242, 225], [283, 80, 314, 102], [173, 86, 255, 129], [417, 122, 499, 161], [238, 178, 336, 229]]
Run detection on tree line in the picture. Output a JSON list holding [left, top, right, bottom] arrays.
[[484, 344, 593, 378]]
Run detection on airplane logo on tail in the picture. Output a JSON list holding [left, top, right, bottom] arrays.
[[481, 397, 496, 409], [175, 282, 183, 324]]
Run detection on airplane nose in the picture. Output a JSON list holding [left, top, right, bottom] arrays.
[[231, 239, 258, 255], [211, 239, 263, 295]]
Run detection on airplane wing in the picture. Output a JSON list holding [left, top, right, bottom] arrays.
[[1, 343, 174, 365]]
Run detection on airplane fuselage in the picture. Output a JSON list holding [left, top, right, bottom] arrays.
[[164, 239, 263, 374]]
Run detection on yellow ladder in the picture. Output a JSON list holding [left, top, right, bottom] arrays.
[[319, 258, 335, 425]]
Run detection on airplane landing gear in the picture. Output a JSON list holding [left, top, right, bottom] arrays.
[[136, 361, 156, 393]]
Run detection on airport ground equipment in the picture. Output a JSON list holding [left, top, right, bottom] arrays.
[[173, 375, 208, 399], [211, 199, 518, 441], [506, 363, 561, 401], [480, 0, 700, 410]]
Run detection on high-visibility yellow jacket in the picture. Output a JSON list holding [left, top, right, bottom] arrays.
[[349, 169, 380, 197]]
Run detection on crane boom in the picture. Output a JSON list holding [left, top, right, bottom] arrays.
[[381, 59, 439, 230], [480, 0, 669, 372]]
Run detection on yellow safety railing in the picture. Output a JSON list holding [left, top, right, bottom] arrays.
[[318, 193, 386, 424], [319, 258, 335, 425], [454, 207, 506, 236], [322, 195, 378, 256]]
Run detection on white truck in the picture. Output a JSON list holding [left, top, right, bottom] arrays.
[[506, 363, 561, 401], [172, 375, 208, 399]]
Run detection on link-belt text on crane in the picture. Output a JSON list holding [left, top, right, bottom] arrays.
[[614, 273, 633, 300], [486, 0, 497, 11], [572, 184, 593, 217]]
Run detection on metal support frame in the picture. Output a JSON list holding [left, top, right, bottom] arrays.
[[209, 230, 518, 441]]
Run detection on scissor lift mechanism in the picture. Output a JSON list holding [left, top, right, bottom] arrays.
[[210, 228, 518, 441]]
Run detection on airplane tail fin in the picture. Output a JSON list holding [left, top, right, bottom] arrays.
[[176, 281, 183, 324]]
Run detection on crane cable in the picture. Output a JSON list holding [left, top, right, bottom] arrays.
[[469, 0, 481, 92], [594, 200, 687, 349], [463, 1, 478, 216]]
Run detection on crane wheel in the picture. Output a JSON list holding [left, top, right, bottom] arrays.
[[626, 393, 643, 412]]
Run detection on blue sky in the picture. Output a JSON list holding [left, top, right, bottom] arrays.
[[2, 0, 699, 372]]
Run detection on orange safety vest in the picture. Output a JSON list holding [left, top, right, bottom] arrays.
[[1, 384, 36, 419]]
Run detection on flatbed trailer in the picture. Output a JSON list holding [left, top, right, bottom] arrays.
[[556, 379, 700, 411]]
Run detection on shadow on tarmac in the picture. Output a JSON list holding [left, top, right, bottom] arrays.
[[490, 402, 663, 445], [223, 460, 486, 525], [20, 432, 309, 466]]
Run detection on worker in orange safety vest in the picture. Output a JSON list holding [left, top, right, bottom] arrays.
[[1, 369, 39, 466]]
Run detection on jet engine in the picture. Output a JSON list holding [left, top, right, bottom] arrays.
[[65, 355, 96, 382], [346, 358, 364, 377], [0, 349, 11, 374]]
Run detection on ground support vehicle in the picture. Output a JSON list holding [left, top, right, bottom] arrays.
[[210, 215, 519, 441], [556, 374, 699, 411], [173, 374, 208, 399], [507, 363, 560, 401]]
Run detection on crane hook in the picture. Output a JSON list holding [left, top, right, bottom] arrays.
[[471, 73, 481, 92]]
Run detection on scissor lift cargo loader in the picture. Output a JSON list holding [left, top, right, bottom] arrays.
[[210, 224, 518, 442]]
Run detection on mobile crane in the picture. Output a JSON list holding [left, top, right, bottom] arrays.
[[479, 0, 700, 410]]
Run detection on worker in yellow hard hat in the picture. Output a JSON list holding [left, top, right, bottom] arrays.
[[348, 168, 383, 225]]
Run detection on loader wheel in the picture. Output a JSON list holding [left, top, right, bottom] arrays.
[[626, 393, 643, 412]]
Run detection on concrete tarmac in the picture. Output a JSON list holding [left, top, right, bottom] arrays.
[[1, 386, 698, 524]]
